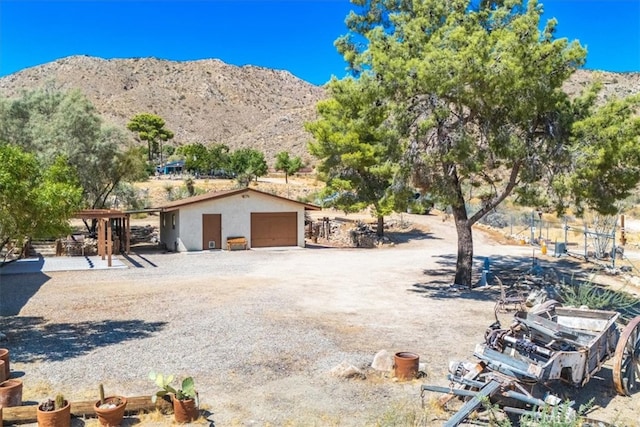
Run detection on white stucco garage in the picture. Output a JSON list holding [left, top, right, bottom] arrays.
[[157, 187, 320, 252]]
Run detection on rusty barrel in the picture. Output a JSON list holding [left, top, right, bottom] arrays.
[[394, 352, 419, 380]]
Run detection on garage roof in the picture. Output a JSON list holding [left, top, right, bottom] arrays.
[[156, 187, 321, 212]]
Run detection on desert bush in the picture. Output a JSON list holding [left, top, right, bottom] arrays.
[[481, 397, 593, 427], [113, 182, 149, 210], [480, 209, 509, 228], [559, 281, 640, 322]]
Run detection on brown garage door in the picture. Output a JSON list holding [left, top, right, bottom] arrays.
[[251, 212, 297, 247]]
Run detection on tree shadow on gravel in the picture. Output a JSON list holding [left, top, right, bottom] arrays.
[[487, 252, 594, 286], [0, 272, 50, 316], [410, 282, 499, 302], [0, 316, 167, 362], [386, 228, 442, 245], [409, 252, 598, 302]]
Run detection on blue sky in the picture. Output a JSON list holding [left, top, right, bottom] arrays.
[[1, 0, 638, 86]]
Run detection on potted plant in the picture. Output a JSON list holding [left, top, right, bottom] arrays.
[[0, 348, 9, 381], [37, 393, 71, 427], [149, 371, 199, 423], [94, 384, 127, 427], [0, 378, 22, 407]]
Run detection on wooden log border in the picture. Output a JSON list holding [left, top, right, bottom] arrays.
[[2, 395, 172, 424]]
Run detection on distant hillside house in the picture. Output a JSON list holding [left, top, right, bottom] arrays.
[[157, 160, 184, 175], [157, 188, 320, 252]]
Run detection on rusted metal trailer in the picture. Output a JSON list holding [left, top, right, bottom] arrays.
[[422, 303, 640, 426]]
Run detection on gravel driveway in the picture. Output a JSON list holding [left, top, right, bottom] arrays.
[[0, 212, 637, 426]]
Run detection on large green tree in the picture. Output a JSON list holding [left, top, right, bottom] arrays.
[[176, 142, 231, 176], [0, 144, 82, 261], [177, 142, 211, 174], [274, 151, 304, 184], [565, 93, 640, 216], [81, 128, 148, 210], [331, 0, 609, 286], [208, 143, 231, 173], [306, 75, 410, 236], [0, 89, 148, 228], [127, 113, 174, 163], [229, 148, 268, 186]]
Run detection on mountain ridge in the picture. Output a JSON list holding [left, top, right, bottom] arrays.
[[1, 55, 638, 167], [0, 55, 326, 166]]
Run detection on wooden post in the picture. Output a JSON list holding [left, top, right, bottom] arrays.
[[107, 218, 113, 267], [125, 214, 131, 254], [98, 219, 105, 259], [96, 219, 101, 257]]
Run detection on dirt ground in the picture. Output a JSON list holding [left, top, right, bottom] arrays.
[[1, 206, 639, 426]]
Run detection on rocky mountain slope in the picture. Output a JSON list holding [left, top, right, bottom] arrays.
[[0, 56, 638, 167], [562, 69, 640, 102], [0, 56, 326, 166]]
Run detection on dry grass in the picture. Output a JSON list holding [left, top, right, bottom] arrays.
[[20, 379, 55, 402], [370, 399, 438, 427], [133, 409, 210, 426], [133, 174, 324, 209], [79, 408, 212, 426]]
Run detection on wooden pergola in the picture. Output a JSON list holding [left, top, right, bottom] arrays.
[[73, 209, 131, 267]]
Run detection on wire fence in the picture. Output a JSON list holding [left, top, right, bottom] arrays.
[[478, 209, 638, 273]]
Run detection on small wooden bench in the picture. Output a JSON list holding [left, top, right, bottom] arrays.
[[226, 237, 247, 251]]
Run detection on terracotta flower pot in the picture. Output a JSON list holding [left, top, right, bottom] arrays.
[[0, 378, 23, 407], [172, 397, 199, 423], [394, 352, 419, 381], [94, 396, 127, 427], [0, 348, 9, 381], [37, 399, 71, 427], [0, 360, 6, 383]]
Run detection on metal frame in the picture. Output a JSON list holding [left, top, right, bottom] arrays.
[[422, 304, 640, 426]]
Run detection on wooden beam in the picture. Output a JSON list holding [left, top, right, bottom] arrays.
[[97, 219, 104, 258], [1, 396, 172, 424], [73, 209, 128, 220], [125, 215, 131, 254], [107, 218, 112, 267]]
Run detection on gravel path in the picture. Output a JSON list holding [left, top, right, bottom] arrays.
[[1, 212, 637, 426]]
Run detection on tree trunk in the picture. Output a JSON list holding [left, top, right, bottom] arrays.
[[84, 218, 98, 237], [19, 237, 32, 259], [452, 204, 473, 288], [377, 215, 384, 238], [0, 237, 9, 257]]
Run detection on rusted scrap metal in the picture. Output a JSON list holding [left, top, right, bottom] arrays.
[[422, 366, 553, 427], [479, 307, 620, 388], [440, 379, 501, 427], [422, 303, 640, 426]]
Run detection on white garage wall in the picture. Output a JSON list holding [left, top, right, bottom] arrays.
[[159, 210, 182, 251], [174, 191, 306, 251]]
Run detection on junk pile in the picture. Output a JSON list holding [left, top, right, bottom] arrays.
[[421, 301, 640, 426], [308, 217, 405, 248], [130, 225, 159, 245]]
